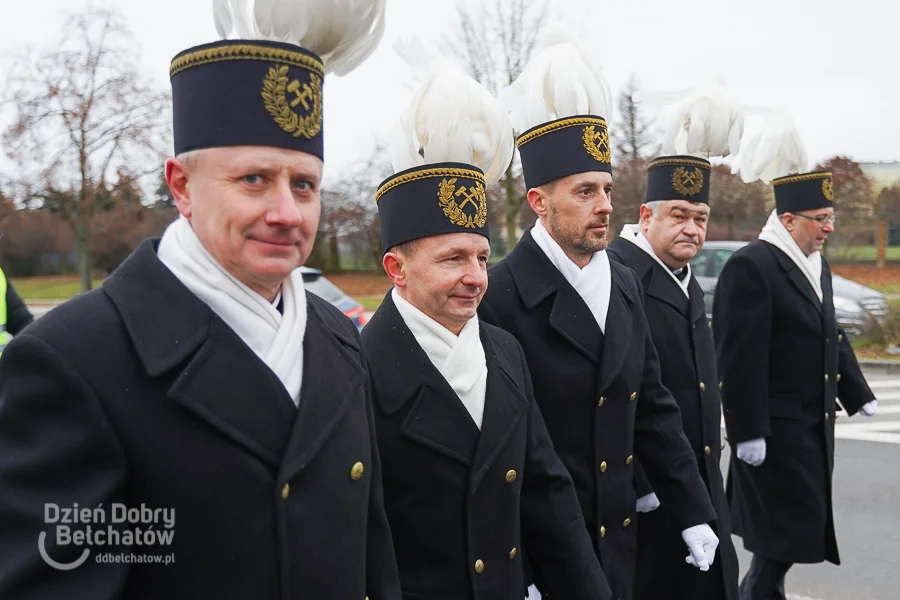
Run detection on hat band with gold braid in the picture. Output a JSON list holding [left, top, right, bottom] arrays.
[[376, 162, 489, 255], [773, 171, 834, 213], [646, 156, 712, 204], [170, 39, 325, 159], [516, 115, 611, 190]]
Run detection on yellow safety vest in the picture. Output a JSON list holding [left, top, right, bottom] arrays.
[[0, 266, 7, 357]]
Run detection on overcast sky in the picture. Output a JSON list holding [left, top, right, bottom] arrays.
[[2, 0, 898, 188]]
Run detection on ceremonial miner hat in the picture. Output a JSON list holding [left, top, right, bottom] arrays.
[[501, 27, 613, 191], [773, 171, 834, 213], [170, 0, 386, 159], [646, 156, 712, 204], [377, 39, 514, 254]]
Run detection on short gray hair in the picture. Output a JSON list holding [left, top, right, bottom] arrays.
[[175, 150, 204, 170], [643, 201, 664, 217]]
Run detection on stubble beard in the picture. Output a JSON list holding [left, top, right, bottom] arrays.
[[547, 203, 609, 257]]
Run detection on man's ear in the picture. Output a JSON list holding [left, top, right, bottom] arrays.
[[166, 158, 193, 219], [383, 252, 406, 288], [527, 188, 549, 218], [639, 204, 654, 232]]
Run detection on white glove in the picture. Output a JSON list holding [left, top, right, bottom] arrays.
[[736, 438, 766, 467], [681, 524, 719, 571], [859, 400, 878, 417], [636, 493, 661, 513]]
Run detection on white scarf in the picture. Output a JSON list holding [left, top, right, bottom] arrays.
[[618, 224, 692, 298], [531, 217, 611, 333], [392, 288, 487, 429], [157, 216, 308, 405], [758, 209, 823, 302]]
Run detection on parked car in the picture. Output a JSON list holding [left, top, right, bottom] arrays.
[[300, 267, 368, 331], [691, 241, 889, 339]]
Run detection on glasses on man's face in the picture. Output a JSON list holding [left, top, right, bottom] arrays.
[[792, 213, 837, 226]]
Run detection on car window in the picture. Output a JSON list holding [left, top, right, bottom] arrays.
[[711, 250, 735, 277], [303, 275, 347, 303], [691, 250, 710, 277]]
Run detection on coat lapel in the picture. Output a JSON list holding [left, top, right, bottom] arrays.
[[610, 236, 689, 318], [279, 299, 366, 478], [645, 265, 690, 317], [507, 230, 603, 363], [103, 239, 297, 468], [470, 326, 530, 492], [766, 242, 822, 314], [688, 277, 708, 324], [596, 265, 635, 394], [366, 294, 480, 466]]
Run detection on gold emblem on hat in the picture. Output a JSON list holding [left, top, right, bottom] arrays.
[[822, 177, 834, 201], [582, 125, 611, 163], [671, 167, 704, 196], [262, 65, 323, 139], [438, 178, 487, 229]]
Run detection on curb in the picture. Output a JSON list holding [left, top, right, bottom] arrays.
[[858, 359, 900, 375]]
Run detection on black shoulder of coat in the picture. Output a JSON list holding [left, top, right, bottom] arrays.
[[306, 291, 361, 352], [609, 258, 642, 300], [14, 288, 120, 354]]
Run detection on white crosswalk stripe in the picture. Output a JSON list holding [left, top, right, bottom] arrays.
[[835, 374, 900, 444]]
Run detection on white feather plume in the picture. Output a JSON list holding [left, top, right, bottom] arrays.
[[634, 82, 744, 158], [389, 38, 514, 187], [212, 0, 386, 76], [730, 112, 808, 184], [501, 25, 613, 135]]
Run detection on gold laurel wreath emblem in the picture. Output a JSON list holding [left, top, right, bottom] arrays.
[[671, 167, 705, 196], [822, 178, 834, 201], [261, 65, 323, 139], [582, 125, 612, 163], [437, 178, 488, 229]]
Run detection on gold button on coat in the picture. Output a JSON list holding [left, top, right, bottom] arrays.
[[825, 413, 830, 421], [719, 382, 723, 391], [281, 483, 290, 500], [623, 518, 632, 528], [598, 396, 606, 407], [825, 374, 830, 382], [626, 455, 633, 465], [837, 374, 842, 382], [699, 382, 706, 392], [629, 392, 637, 402], [704, 446, 711, 456], [838, 334, 843, 342], [350, 462, 365, 481], [600, 461, 608, 473], [509, 548, 517, 560], [474, 559, 485, 574], [600, 525, 606, 537], [506, 470, 517, 483]]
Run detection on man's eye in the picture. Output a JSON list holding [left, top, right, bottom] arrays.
[[243, 175, 262, 184], [294, 181, 312, 191]]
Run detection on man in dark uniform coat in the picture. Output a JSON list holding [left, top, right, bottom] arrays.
[[607, 156, 739, 600], [714, 171, 877, 600], [478, 106, 719, 599], [0, 12, 402, 600], [363, 84, 611, 599]]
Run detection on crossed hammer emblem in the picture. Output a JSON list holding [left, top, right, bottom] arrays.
[[286, 79, 315, 111], [455, 185, 481, 209]]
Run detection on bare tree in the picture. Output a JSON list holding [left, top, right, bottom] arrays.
[[307, 145, 392, 271], [612, 74, 659, 163], [445, 0, 548, 254], [2, 7, 171, 292]]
